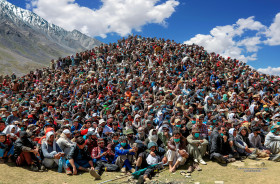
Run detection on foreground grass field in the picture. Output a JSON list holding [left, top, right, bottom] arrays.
[[0, 158, 278, 184]]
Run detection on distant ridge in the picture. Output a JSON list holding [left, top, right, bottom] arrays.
[[0, 0, 102, 75]]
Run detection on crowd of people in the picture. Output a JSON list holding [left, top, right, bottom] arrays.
[[1, 35, 280, 183]]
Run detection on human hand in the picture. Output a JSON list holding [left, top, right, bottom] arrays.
[[150, 151, 156, 157]]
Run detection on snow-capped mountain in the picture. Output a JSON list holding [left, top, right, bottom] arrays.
[[0, 0, 102, 75]]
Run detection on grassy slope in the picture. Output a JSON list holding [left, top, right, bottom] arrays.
[[0, 158, 278, 184]]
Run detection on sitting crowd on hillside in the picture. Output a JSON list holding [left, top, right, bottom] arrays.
[[1, 35, 280, 182]]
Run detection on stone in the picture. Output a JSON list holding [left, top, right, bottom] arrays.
[[247, 161, 265, 167], [231, 161, 245, 168]]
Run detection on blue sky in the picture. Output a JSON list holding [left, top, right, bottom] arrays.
[[6, 0, 280, 75]]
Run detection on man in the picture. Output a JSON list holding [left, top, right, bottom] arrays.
[[14, 131, 43, 171], [138, 142, 165, 183], [113, 136, 136, 173], [85, 131, 98, 155], [0, 120, 6, 132], [70, 119, 82, 133], [91, 138, 118, 180], [166, 128, 189, 172], [126, 128, 136, 147], [98, 119, 113, 135], [5, 108, 20, 125], [41, 131, 66, 169], [187, 126, 208, 165], [66, 137, 95, 175], [158, 124, 171, 150], [210, 126, 235, 164], [264, 125, 280, 161], [248, 127, 270, 158], [57, 129, 74, 156], [193, 115, 208, 139]]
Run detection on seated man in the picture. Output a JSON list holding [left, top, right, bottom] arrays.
[[248, 127, 270, 158], [57, 129, 74, 156], [166, 128, 189, 173], [235, 127, 257, 159], [113, 136, 136, 173], [264, 125, 280, 161], [187, 126, 208, 165], [0, 132, 13, 163], [210, 126, 235, 164], [66, 137, 95, 175], [91, 138, 118, 180], [85, 131, 98, 155], [138, 142, 165, 183], [41, 131, 66, 169], [158, 124, 171, 151], [14, 131, 43, 171]]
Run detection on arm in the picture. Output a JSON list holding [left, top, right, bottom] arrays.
[[41, 143, 55, 159], [187, 135, 201, 145], [115, 145, 130, 155], [91, 148, 102, 160], [167, 138, 176, 151]]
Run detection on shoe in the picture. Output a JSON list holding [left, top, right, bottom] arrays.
[[39, 165, 46, 172], [66, 167, 72, 175], [193, 159, 198, 163], [216, 156, 227, 164], [227, 158, 236, 163], [89, 169, 101, 180], [187, 165, 194, 173], [31, 164, 39, 172], [248, 154, 257, 160], [121, 167, 126, 173], [0, 159, 4, 164], [193, 163, 202, 171], [199, 159, 207, 165], [137, 175, 144, 184], [272, 154, 280, 162]]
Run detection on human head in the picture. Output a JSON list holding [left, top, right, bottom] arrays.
[[0, 133, 6, 143], [76, 136, 86, 149]]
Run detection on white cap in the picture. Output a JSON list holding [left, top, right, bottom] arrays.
[[62, 129, 71, 134]]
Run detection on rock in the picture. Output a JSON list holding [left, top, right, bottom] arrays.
[[194, 182, 200, 184], [231, 161, 245, 168], [247, 162, 265, 167]]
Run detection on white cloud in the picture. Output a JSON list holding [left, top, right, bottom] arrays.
[[257, 66, 280, 76], [184, 16, 266, 62], [26, 0, 179, 37], [264, 13, 280, 46]]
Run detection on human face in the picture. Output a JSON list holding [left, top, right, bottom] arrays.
[[220, 127, 226, 134], [77, 142, 86, 149], [49, 135, 55, 143], [0, 135, 5, 143], [150, 146, 156, 152], [98, 141, 105, 148], [241, 129, 247, 136], [173, 133, 181, 140]]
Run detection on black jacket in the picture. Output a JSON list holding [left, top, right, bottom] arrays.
[[210, 133, 232, 157], [67, 144, 92, 161], [14, 138, 36, 158]]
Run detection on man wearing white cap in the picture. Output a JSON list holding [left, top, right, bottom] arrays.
[[57, 129, 74, 156]]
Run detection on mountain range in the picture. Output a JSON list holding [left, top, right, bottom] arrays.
[[0, 0, 102, 76]]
